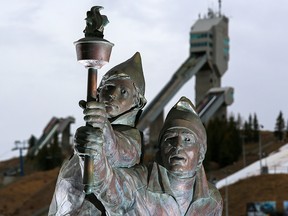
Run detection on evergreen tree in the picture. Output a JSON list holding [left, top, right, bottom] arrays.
[[49, 133, 64, 169], [243, 115, 253, 143], [252, 113, 259, 142], [236, 113, 243, 130], [219, 115, 241, 166], [35, 145, 49, 170], [33, 132, 64, 170], [274, 111, 285, 141], [28, 135, 37, 149], [248, 114, 253, 141], [243, 121, 249, 142], [286, 120, 288, 140], [205, 115, 242, 168], [205, 118, 224, 165], [248, 114, 252, 128]]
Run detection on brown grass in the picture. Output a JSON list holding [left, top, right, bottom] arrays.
[[219, 174, 288, 215], [0, 167, 59, 216]]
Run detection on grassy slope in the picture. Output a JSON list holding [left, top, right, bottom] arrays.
[[0, 131, 287, 215]]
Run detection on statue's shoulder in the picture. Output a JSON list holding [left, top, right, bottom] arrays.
[[112, 124, 140, 135], [207, 182, 223, 210], [120, 164, 148, 180], [59, 154, 82, 179], [112, 124, 134, 130]]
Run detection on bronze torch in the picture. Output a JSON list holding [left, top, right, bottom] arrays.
[[74, 6, 113, 194]]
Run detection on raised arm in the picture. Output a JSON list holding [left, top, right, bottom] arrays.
[[74, 126, 143, 214], [82, 101, 141, 167]]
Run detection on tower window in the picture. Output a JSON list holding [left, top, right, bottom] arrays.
[[190, 33, 209, 40], [223, 38, 229, 46], [191, 42, 209, 47]]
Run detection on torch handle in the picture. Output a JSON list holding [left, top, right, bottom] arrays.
[[83, 68, 98, 194], [86, 68, 98, 102]]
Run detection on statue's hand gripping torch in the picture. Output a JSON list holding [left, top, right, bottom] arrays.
[[74, 6, 113, 194]]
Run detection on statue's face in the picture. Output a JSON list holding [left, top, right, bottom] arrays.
[[98, 79, 137, 117], [161, 128, 200, 174]]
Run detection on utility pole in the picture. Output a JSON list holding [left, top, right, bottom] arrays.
[[241, 134, 246, 167], [259, 125, 264, 174], [224, 169, 230, 216]]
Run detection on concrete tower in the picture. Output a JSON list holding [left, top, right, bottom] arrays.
[[190, 8, 230, 120]]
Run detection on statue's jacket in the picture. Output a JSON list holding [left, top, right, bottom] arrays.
[[91, 155, 223, 215], [48, 122, 142, 216], [48, 110, 222, 215]]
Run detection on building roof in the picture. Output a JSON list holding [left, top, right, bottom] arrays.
[[191, 17, 223, 32]]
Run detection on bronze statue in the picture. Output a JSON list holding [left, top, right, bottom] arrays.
[[48, 52, 147, 215], [49, 7, 223, 214], [76, 52, 146, 167], [66, 97, 223, 215]]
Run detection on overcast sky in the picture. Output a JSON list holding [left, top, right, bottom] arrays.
[[1, 0, 288, 161]]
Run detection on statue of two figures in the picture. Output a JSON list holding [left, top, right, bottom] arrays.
[[48, 6, 223, 216]]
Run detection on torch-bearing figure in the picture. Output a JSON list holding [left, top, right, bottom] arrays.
[[49, 52, 147, 216], [49, 6, 147, 215]]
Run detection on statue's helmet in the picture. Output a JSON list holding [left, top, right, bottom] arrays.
[[99, 52, 146, 108], [159, 97, 207, 165]]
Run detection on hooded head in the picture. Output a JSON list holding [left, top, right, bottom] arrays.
[[159, 97, 207, 171], [98, 52, 146, 126], [98, 52, 146, 109]]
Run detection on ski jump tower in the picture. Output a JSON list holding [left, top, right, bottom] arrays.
[[137, 7, 233, 153], [191, 8, 230, 120]]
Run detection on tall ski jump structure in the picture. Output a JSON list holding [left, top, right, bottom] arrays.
[[25, 5, 233, 163], [137, 7, 234, 149]]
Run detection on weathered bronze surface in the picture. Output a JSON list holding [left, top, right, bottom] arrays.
[[49, 95, 223, 215], [49, 5, 223, 216], [74, 6, 114, 195], [80, 97, 222, 215], [83, 6, 108, 38], [49, 52, 147, 215], [74, 6, 113, 69]]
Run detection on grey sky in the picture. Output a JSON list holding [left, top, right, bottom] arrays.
[[1, 0, 287, 160]]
